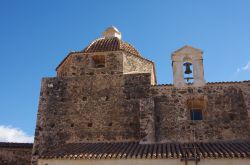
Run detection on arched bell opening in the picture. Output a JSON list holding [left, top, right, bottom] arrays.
[[183, 57, 194, 84]]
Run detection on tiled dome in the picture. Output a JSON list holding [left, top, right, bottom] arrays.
[[82, 26, 141, 56]]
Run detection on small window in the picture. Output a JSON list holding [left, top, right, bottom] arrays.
[[92, 55, 106, 68], [190, 109, 203, 120]]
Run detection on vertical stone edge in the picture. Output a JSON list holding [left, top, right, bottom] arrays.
[[139, 98, 156, 144]]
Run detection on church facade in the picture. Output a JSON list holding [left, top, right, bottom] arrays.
[[32, 27, 250, 165]]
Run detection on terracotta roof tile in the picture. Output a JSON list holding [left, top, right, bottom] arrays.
[[82, 37, 141, 57], [207, 80, 250, 85], [40, 142, 250, 160], [0, 142, 33, 148]]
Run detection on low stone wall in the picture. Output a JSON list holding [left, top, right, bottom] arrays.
[[151, 81, 250, 142], [0, 142, 33, 165]]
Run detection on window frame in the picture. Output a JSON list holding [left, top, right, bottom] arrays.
[[190, 108, 203, 121]]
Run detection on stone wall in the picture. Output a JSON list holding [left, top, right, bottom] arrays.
[[32, 73, 250, 161], [56, 52, 123, 77], [123, 53, 156, 85], [32, 73, 151, 161], [151, 81, 250, 142], [0, 143, 33, 165], [139, 98, 156, 143], [57, 51, 156, 85]]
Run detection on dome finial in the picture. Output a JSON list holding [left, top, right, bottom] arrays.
[[102, 26, 121, 39]]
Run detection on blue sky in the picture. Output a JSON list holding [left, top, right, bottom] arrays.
[[0, 0, 249, 142]]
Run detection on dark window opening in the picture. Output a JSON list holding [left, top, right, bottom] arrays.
[[190, 109, 203, 120], [92, 55, 106, 68], [88, 123, 93, 127], [50, 124, 55, 128], [82, 97, 87, 101]]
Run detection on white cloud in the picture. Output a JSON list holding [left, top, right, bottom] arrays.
[[236, 61, 250, 72], [242, 61, 250, 71], [0, 125, 34, 143]]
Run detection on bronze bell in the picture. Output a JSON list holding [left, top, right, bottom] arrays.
[[184, 62, 192, 74]]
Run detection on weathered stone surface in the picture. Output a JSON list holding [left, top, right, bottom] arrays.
[[123, 53, 156, 85], [152, 83, 250, 142], [56, 52, 156, 85], [139, 98, 155, 143], [33, 62, 250, 160], [0, 144, 32, 165], [32, 72, 152, 161]]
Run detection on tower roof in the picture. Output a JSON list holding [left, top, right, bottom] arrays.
[[82, 26, 141, 56], [172, 45, 203, 56]]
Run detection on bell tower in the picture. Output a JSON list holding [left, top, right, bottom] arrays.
[[171, 45, 205, 87]]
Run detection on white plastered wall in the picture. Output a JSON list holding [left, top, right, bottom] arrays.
[[38, 158, 250, 165]]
